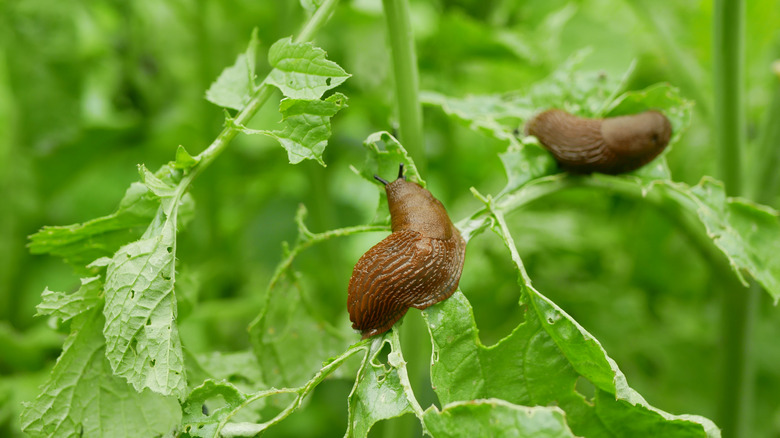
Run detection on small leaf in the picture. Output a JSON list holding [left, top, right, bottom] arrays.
[[181, 379, 248, 438], [345, 335, 419, 437], [266, 37, 350, 100], [242, 92, 347, 166], [21, 309, 181, 438], [205, 29, 259, 110], [174, 145, 200, 171], [423, 400, 576, 438], [36, 276, 102, 323]]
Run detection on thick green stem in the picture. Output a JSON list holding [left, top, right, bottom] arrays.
[[382, 0, 426, 172], [713, 0, 745, 195], [713, 0, 753, 436], [381, 2, 428, 436]]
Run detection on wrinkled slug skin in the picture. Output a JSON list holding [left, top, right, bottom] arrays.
[[347, 175, 466, 339], [526, 109, 672, 174]]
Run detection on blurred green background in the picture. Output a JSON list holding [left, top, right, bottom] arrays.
[[1, 0, 779, 436]]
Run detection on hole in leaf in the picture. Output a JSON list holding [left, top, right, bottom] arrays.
[[150, 359, 156, 367], [202, 404, 209, 416], [146, 318, 152, 326], [130, 289, 135, 299], [575, 376, 596, 404], [166, 246, 173, 253], [325, 77, 332, 86]]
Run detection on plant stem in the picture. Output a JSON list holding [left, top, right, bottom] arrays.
[[713, 0, 753, 436], [713, 0, 745, 196], [381, 2, 428, 436], [382, 0, 426, 173]]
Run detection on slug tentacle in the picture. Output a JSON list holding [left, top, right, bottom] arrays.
[[525, 109, 672, 174], [347, 164, 466, 338]]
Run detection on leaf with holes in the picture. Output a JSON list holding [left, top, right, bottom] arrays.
[[21, 308, 180, 437], [103, 165, 187, 398], [266, 37, 350, 100], [422, 291, 720, 437]]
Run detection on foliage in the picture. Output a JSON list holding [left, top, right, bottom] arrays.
[[2, 0, 780, 437]]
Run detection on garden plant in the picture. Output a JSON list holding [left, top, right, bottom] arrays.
[[1, 0, 779, 437]]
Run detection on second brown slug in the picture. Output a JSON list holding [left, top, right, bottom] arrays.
[[525, 109, 672, 174], [347, 164, 466, 339]]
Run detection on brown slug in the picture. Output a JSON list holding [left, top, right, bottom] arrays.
[[525, 109, 672, 174], [347, 164, 466, 339]]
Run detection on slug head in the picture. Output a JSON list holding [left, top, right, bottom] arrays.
[[374, 164, 453, 240], [601, 110, 672, 159]]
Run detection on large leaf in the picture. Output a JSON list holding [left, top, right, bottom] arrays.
[[423, 290, 720, 437], [248, 270, 351, 389], [103, 165, 188, 397], [423, 400, 576, 438], [21, 308, 180, 438]]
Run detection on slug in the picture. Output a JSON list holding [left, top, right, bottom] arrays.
[[347, 164, 466, 338], [525, 109, 672, 174]]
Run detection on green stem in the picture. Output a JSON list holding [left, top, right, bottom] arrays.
[[382, 0, 426, 172], [381, 3, 429, 436], [713, 1, 752, 435], [713, 0, 745, 195]]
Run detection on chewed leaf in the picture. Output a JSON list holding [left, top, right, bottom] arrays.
[[682, 178, 780, 302], [267, 37, 350, 100], [423, 400, 576, 438], [423, 291, 720, 437], [21, 309, 180, 438], [103, 203, 187, 397], [241, 92, 347, 166], [205, 29, 259, 110], [346, 334, 421, 437], [181, 380, 248, 438], [36, 276, 102, 323]]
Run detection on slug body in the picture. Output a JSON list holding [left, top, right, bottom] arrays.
[[525, 109, 672, 174], [347, 165, 466, 339]]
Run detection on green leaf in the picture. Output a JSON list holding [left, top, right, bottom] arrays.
[[355, 131, 425, 223], [205, 29, 259, 110], [422, 291, 719, 437], [181, 379, 248, 438], [248, 271, 351, 388], [682, 177, 780, 302], [423, 400, 576, 438], [497, 140, 558, 195], [36, 276, 102, 324], [28, 165, 194, 272], [28, 182, 159, 271], [21, 308, 181, 438], [346, 334, 421, 438], [174, 145, 200, 171], [241, 92, 347, 166], [103, 167, 187, 398], [266, 37, 350, 100]]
